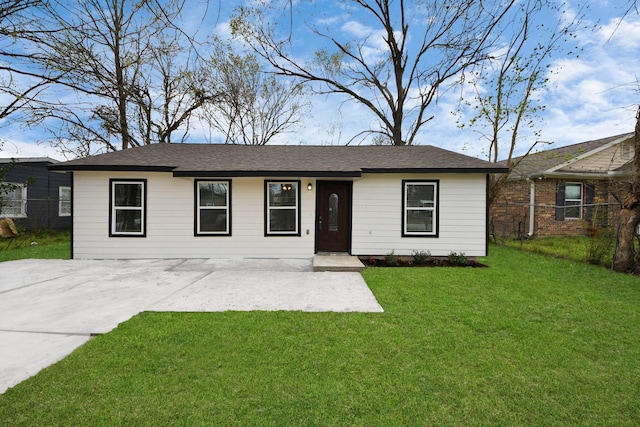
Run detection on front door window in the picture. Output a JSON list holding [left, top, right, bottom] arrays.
[[328, 193, 339, 232]]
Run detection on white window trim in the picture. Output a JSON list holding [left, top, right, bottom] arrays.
[[110, 180, 146, 237], [565, 182, 583, 220], [196, 180, 231, 235], [265, 181, 300, 236], [0, 183, 27, 218], [59, 186, 71, 217], [403, 180, 438, 237]]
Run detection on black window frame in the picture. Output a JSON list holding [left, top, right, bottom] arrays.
[[109, 179, 147, 237], [264, 180, 301, 236], [402, 180, 439, 238], [194, 179, 232, 236]]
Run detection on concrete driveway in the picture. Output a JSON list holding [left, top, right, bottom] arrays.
[[0, 257, 383, 394]]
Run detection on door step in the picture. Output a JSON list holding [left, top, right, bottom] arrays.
[[312, 254, 365, 272]]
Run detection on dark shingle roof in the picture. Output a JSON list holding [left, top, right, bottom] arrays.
[[49, 144, 506, 176]]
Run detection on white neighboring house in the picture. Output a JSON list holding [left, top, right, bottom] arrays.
[[50, 144, 507, 259]]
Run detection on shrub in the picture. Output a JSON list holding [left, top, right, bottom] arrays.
[[412, 250, 432, 265], [385, 250, 399, 267], [447, 251, 468, 266], [585, 229, 615, 266]]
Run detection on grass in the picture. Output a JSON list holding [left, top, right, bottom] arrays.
[[503, 232, 616, 267], [1, 246, 639, 425], [0, 230, 70, 262]]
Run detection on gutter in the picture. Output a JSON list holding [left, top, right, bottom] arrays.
[[526, 178, 535, 237]]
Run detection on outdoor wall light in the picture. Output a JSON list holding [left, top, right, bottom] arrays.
[[307, 183, 313, 191]]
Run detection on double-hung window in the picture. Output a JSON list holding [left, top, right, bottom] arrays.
[[403, 180, 438, 237], [196, 180, 231, 235], [0, 184, 27, 218], [265, 181, 300, 235], [110, 179, 146, 237], [564, 183, 582, 219], [59, 186, 71, 217]]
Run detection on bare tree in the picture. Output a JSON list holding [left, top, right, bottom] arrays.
[[133, 31, 217, 145], [201, 39, 308, 145], [605, 1, 640, 273], [611, 107, 640, 273], [0, 0, 57, 125], [231, 0, 519, 146], [458, 1, 590, 203], [13, 0, 213, 156]]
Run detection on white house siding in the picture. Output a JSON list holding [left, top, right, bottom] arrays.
[[72, 171, 489, 259], [351, 173, 488, 257], [72, 171, 317, 259]]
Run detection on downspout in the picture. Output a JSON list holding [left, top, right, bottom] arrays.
[[526, 178, 535, 237]]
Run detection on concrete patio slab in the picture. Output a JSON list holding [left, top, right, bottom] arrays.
[[150, 271, 375, 312], [0, 257, 383, 394]]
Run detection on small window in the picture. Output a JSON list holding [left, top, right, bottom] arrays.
[[110, 179, 146, 237], [59, 186, 71, 217], [328, 193, 339, 232], [196, 181, 231, 235], [403, 180, 438, 237], [265, 181, 300, 235], [565, 183, 582, 219], [0, 184, 27, 218]]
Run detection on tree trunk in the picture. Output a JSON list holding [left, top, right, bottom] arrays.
[[612, 105, 640, 273], [613, 206, 640, 273]]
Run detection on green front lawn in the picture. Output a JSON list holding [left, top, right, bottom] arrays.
[[1, 246, 639, 425], [0, 230, 70, 262], [503, 233, 616, 267]]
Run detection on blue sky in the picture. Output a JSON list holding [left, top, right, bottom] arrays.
[[1, 0, 639, 160]]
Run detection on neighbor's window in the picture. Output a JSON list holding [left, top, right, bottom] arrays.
[[564, 183, 582, 219], [403, 180, 438, 237], [0, 184, 27, 218], [110, 179, 146, 237], [59, 186, 71, 217], [265, 181, 300, 235], [196, 180, 230, 235]]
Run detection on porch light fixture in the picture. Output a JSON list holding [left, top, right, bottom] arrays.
[[307, 183, 313, 191]]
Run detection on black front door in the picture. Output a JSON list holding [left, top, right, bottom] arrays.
[[316, 181, 352, 253]]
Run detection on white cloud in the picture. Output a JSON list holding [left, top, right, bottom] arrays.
[[598, 16, 640, 49], [0, 138, 64, 160]]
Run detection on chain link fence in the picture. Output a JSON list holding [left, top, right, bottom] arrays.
[[1, 196, 71, 233], [490, 200, 622, 243]]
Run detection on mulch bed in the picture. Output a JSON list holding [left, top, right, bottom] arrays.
[[360, 257, 488, 268]]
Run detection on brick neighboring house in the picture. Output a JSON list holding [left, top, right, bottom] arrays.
[[491, 133, 634, 239]]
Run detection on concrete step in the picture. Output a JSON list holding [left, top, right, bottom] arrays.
[[312, 254, 365, 272]]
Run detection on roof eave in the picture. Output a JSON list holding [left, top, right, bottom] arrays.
[[172, 170, 363, 178], [48, 164, 176, 172], [542, 171, 631, 179], [509, 171, 631, 180], [362, 167, 509, 174]]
